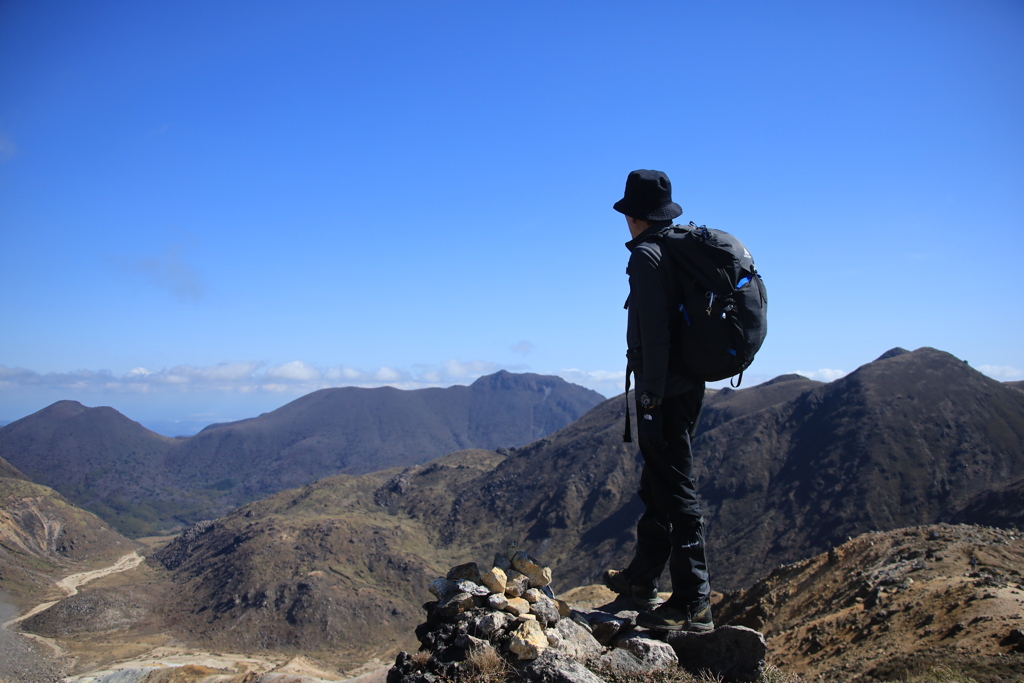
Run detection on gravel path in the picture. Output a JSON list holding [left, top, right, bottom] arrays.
[[0, 591, 67, 683], [0, 553, 143, 683]]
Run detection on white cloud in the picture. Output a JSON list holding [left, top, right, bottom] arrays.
[[266, 361, 321, 381], [373, 366, 403, 382], [442, 359, 502, 378], [0, 359, 617, 399], [978, 364, 1023, 381], [794, 368, 847, 382]]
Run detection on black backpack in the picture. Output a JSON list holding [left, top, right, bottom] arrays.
[[652, 221, 768, 386]]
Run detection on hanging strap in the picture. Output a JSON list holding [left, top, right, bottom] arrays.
[[623, 365, 633, 443]]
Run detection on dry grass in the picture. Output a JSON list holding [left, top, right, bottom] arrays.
[[758, 662, 805, 683], [600, 662, 803, 683], [410, 650, 433, 667], [464, 646, 512, 682], [899, 666, 980, 683]]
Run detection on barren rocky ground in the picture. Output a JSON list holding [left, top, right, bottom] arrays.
[[0, 590, 68, 683], [716, 523, 1024, 681]]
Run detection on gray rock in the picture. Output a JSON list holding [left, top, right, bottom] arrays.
[[454, 632, 496, 659], [456, 579, 490, 597], [530, 598, 561, 626], [551, 618, 604, 662], [435, 592, 475, 618], [593, 648, 649, 675], [488, 593, 509, 611], [612, 631, 678, 669], [665, 625, 767, 682], [469, 610, 515, 639], [494, 552, 512, 571], [612, 609, 639, 628], [447, 562, 482, 583], [587, 612, 629, 646], [569, 611, 594, 634], [427, 577, 459, 601], [517, 651, 606, 683]]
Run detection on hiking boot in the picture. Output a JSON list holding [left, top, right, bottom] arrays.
[[637, 601, 714, 632], [602, 569, 659, 609]]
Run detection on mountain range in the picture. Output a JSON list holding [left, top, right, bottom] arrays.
[[16, 346, 1023, 673], [0, 371, 603, 536]]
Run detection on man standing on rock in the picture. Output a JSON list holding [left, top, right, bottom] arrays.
[[603, 169, 713, 632]]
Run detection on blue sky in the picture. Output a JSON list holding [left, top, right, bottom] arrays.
[[1, 0, 1022, 436]]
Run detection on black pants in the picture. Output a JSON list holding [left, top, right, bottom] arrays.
[[625, 386, 710, 608]]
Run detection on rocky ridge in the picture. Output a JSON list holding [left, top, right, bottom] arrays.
[[388, 545, 766, 683], [716, 524, 1024, 682]]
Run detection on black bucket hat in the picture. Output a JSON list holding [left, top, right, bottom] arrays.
[[613, 169, 683, 221]]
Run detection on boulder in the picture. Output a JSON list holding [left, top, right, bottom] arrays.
[[665, 625, 767, 682], [504, 597, 531, 617], [594, 648, 649, 675], [509, 619, 548, 660], [569, 612, 594, 634], [481, 567, 508, 594], [427, 577, 458, 601], [447, 562, 482, 583], [585, 612, 629, 646], [550, 618, 603, 662], [435, 592, 475, 618], [455, 633, 493, 657], [494, 552, 512, 572], [512, 550, 553, 588], [469, 610, 515, 639], [487, 593, 509, 611], [517, 651, 606, 683], [505, 570, 531, 598], [455, 579, 489, 597], [531, 598, 561, 626], [612, 631, 678, 669]]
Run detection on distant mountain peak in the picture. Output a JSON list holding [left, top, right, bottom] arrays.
[[875, 347, 910, 361], [762, 373, 820, 386]]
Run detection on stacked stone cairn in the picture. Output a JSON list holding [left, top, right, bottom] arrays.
[[387, 545, 766, 683]]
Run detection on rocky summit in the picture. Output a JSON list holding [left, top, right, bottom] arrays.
[[388, 544, 767, 683]]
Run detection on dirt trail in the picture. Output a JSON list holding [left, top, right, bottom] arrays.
[[1, 551, 144, 656]]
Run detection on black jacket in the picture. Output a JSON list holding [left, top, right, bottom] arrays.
[[625, 225, 701, 399]]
